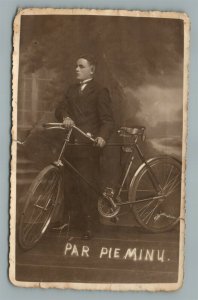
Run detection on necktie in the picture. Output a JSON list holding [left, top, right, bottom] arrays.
[[80, 82, 87, 92]]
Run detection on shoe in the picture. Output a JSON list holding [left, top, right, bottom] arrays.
[[81, 230, 93, 240], [81, 215, 93, 240], [110, 216, 119, 224], [51, 222, 69, 231]]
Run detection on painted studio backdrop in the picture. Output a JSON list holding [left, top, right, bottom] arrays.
[[17, 15, 184, 214]]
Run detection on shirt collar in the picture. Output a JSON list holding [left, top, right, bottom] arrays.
[[80, 78, 93, 85]]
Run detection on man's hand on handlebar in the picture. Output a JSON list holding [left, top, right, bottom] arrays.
[[63, 117, 75, 129], [94, 137, 106, 148], [49, 120, 106, 147]]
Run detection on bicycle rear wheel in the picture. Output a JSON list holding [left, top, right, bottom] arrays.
[[19, 164, 63, 250], [129, 157, 181, 232]]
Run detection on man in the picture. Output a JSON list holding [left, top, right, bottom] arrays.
[[54, 54, 114, 239]]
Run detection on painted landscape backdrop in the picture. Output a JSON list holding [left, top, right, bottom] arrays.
[[16, 15, 184, 209]]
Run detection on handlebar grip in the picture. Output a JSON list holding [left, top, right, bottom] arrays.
[[73, 126, 95, 142]]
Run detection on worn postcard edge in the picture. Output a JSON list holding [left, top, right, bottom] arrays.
[[9, 8, 190, 291]]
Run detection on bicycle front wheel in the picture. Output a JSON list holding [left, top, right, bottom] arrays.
[[129, 156, 181, 232], [19, 164, 63, 250]]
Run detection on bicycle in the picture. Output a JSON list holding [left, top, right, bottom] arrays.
[[18, 123, 181, 250]]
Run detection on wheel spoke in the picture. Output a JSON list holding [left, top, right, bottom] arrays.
[[131, 158, 181, 232], [23, 210, 44, 241], [136, 189, 156, 193], [136, 199, 155, 215], [142, 202, 161, 224], [166, 180, 181, 197], [19, 166, 62, 249], [163, 173, 180, 193], [28, 180, 57, 225], [23, 195, 54, 240], [163, 165, 174, 190]]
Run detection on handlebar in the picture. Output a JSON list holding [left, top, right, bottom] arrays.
[[73, 126, 95, 142], [43, 123, 146, 146], [43, 123, 95, 142]]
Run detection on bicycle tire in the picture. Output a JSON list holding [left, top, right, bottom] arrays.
[[129, 156, 181, 233], [18, 164, 63, 250]]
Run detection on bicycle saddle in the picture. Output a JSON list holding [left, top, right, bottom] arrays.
[[118, 126, 145, 137]]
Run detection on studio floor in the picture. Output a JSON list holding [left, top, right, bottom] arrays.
[[15, 224, 180, 284]]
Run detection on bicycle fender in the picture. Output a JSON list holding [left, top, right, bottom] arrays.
[[128, 155, 181, 201]]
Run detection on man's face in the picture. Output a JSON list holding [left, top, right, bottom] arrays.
[[76, 58, 94, 81]]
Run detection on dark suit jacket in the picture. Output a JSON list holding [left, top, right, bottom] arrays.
[[55, 80, 114, 144]]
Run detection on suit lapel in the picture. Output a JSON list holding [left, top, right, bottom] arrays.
[[72, 80, 96, 117], [72, 83, 85, 116], [80, 79, 95, 97]]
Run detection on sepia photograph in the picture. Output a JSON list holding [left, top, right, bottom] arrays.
[[10, 8, 189, 291]]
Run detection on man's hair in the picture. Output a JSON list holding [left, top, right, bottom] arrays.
[[78, 54, 97, 67]]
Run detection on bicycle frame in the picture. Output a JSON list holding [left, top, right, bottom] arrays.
[[47, 124, 163, 211], [18, 124, 181, 251], [52, 127, 104, 198]]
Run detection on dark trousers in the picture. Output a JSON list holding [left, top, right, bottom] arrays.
[[61, 146, 100, 229]]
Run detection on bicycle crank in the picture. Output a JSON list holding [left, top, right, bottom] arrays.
[[98, 187, 120, 218]]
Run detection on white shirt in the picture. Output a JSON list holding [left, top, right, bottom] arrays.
[[80, 78, 93, 91]]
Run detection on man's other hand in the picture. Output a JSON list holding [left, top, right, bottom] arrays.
[[63, 117, 75, 129], [95, 137, 106, 148]]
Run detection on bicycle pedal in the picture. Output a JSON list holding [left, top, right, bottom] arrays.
[[116, 196, 122, 203], [52, 223, 69, 231]]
